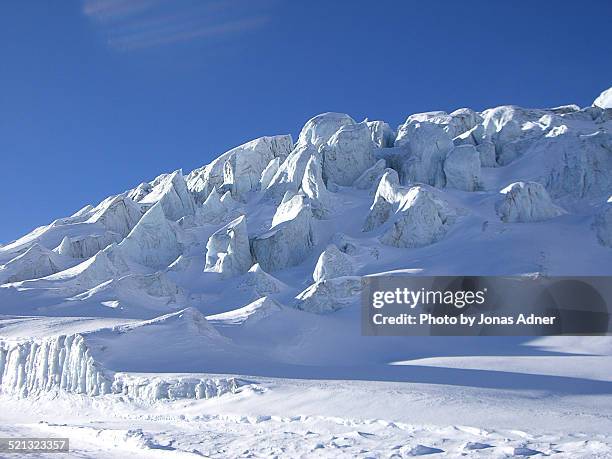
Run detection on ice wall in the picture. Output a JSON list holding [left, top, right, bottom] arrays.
[[0, 335, 111, 397], [0, 335, 246, 401]]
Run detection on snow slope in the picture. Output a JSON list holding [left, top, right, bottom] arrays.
[[1, 87, 612, 457]]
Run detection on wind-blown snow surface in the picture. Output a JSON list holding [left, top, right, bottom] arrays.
[[1, 88, 612, 457]]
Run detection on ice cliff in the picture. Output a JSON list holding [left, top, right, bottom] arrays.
[[0, 323, 245, 401]]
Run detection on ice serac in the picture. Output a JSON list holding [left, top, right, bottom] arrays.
[[443, 145, 481, 191], [55, 232, 122, 259], [204, 187, 230, 216], [363, 197, 394, 232], [380, 186, 455, 248], [366, 120, 395, 147], [363, 169, 402, 232], [127, 182, 152, 202], [373, 169, 403, 204], [482, 105, 539, 145], [259, 157, 281, 191], [476, 140, 497, 168], [320, 122, 376, 186], [401, 111, 446, 124], [545, 131, 612, 199], [295, 276, 362, 313], [204, 215, 252, 277], [481, 105, 556, 166], [70, 204, 94, 219], [238, 263, 284, 298], [223, 137, 290, 199], [264, 144, 318, 202], [271, 192, 308, 227], [301, 155, 335, 218], [593, 87, 612, 109], [186, 135, 292, 203], [0, 244, 63, 284], [393, 120, 453, 187], [313, 245, 354, 282], [26, 244, 129, 295], [444, 108, 483, 138], [414, 108, 483, 139], [139, 170, 195, 221], [454, 125, 497, 167], [594, 198, 612, 248], [220, 190, 236, 207], [192, 187, 230, 225], [496, 181, 565, 223], [113, 374, 242, 401], [354, 159, 387, 191], [86, 195, 144, 237], [250, 194, 315, 272], [297, 112, 355, 149], [118, 203, 182, 269]]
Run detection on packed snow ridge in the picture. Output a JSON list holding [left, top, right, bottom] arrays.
[[0, 86, 611, 398]]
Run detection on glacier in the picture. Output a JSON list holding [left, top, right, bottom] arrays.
[[2, 87, 611, 327], [1, 86, 612, 457]]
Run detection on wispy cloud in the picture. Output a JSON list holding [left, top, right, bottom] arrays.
[[82, 0, 274, 51], [83, 0, 161, 22]]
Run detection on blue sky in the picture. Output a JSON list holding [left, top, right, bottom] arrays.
[[1, 0, 611, 244]]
